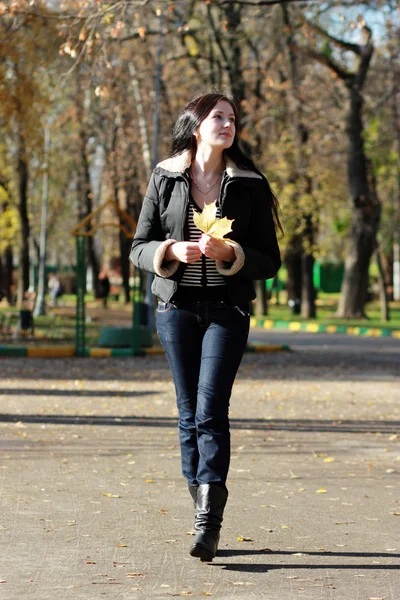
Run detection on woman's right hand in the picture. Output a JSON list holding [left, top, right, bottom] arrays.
[[165, 242, 202, 264]]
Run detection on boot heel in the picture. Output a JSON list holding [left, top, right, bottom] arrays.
[[190, 542, 215, 562], [190, 530, 220, 561]]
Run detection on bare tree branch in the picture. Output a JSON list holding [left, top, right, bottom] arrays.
[[303, 19, 362, 55], [290, 44, 350, 81], [206, 4, 230, 70]]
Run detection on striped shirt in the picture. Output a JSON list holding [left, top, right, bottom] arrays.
[[180, 200, 227, 288]]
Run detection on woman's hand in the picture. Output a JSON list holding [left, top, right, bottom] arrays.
[[165, 242, 202, 264], [198, 234, 235, 262]]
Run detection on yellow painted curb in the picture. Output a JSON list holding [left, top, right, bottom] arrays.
[[145, 347, 165, 355], [262, 320, 275, 329], [392, 330, 400, 339], [326, 325, 337, 333], [27, 346, 76, 358], [249, 317, 257, 328], [289, 322, 302, 331], [346, 327, 360, 336], [89, 348, 112, 357], [366, 329, 382, 337], [306, 323, 320, 332]]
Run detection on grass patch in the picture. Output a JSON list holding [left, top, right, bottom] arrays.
[[266, 293, 400, 330]]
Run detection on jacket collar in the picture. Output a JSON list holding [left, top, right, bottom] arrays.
[[156, 150, 262, 180]]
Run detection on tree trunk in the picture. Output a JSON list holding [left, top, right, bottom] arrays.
[[337, 87, 380, 317], [300, 205, 317, 318], [301, 253, 316, 318], [254, 280, 268, 317], [1, 245, 14, 304], [286, 244, 302, 315], [76, 75, 99, 286], [0, 197, 15, 304], [118, 229, 131, 304], [78, 136, 99, 285], [376, 248, 389, 322], [17, 132, 30, 306], [224, 5, 245, 106], [282, 5, 317, 319]]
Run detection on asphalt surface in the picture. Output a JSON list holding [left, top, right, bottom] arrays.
[[0, 330, 399, 599]]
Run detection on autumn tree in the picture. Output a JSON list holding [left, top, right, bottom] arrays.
[[0, 2, 58, 305], [292, 17, 379, 318]]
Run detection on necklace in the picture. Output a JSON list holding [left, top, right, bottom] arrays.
[[190, 168, 223, 196]]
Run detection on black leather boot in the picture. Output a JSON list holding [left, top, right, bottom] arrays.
[[189, 483, 228, 562], [188, 484, 199, 508]]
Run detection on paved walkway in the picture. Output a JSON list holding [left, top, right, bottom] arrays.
[[0, 342, 399, 599]]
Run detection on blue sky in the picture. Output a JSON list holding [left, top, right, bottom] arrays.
[[319, 3, 398, 46]]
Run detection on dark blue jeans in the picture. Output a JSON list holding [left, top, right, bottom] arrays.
[[156, 299, 250, 487]]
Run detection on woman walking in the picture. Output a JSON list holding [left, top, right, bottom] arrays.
[[130, 93, 282, 561]]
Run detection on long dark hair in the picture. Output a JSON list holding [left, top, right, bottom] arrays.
[[170, 92, 282, 234]]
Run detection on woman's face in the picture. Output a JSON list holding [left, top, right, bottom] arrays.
[[195, 100, 236, 150]]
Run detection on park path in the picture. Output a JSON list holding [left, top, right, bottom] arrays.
[[0, 346, 399, 599]]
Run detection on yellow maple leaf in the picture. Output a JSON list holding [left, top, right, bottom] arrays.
[[193, 202, 234, 241]]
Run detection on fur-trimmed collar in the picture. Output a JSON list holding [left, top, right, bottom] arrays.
[[156, 150, 262, 180]]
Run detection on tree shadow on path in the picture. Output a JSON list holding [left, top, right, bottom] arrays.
[[0, 413, 399, 433]]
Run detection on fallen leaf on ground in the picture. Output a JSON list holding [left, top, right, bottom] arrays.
[[316, 488, 327, 494], [237, 536, 253, 542], [102, 493, 121, 498]]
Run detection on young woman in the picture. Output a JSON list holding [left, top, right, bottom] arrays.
[[130, 93, 282, 562]]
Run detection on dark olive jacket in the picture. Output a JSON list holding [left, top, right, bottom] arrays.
[[129, 151, 281, 305]]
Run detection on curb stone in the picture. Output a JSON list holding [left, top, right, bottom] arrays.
[[251, 317, 400, 339], [0, 342, 290, 358]]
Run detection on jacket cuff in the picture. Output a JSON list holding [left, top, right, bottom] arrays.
[[215, 241, 245, 276], [154, 239, 180, 277]]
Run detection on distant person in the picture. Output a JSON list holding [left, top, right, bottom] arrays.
[[48, 274, 64, 307], [96, 270, 110, 308]]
